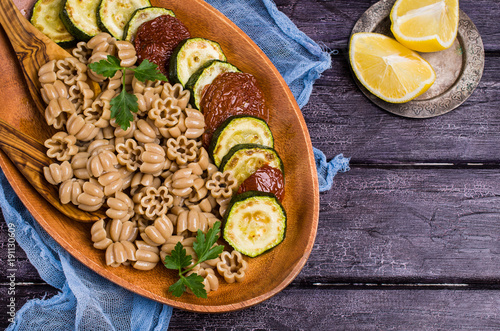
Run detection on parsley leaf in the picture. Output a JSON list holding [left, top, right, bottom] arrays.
[[194, 222, 224, 262], [133, 59, 168, 82], [164, 221, 223, 298], [88, 55, 122, 78], [164, 242, 193, 270], [110, 89, 138, 130]]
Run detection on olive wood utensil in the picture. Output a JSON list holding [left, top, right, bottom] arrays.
[[0, 119, 104, 222], [0, 0, 74, 115]]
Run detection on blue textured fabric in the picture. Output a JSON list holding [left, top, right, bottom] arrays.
[[2, 0, 348, 329]]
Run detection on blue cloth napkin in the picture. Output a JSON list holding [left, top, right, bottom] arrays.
[[3, 0, 349, 329]]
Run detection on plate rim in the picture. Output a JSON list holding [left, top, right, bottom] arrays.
[[0, 0, 320, 312], [349, 0, 485, 118]]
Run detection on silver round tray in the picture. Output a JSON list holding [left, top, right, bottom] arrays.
[[350, 0, 484, 118]]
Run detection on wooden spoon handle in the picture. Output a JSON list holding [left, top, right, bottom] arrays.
[[0, 119, 103, 223], [0, 0, 71, 113]]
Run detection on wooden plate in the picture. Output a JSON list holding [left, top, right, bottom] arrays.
[[0, 0, 319, 312]]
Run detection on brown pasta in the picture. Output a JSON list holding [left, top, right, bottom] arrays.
[[134, 186, 173, 220], [140, 214, 174, 246], [176, 209, 210, 235], [55, 57, 87, 86], [134, 119, 160, 144], [69, 81, 95, 114], [114, 41, 138, 67], [166, 136, 198, 165], [107, 219, 138, 242], [161, 83, 190, 110], [86, 150, 118, 178], [183, 108, 205, 139], [59, 178, 84, 205], [116, 139, 144, 172], [45, 97, 76, 129], [38, 60, 58, 85], [106, 241, 136, 267], [77, 180, 105, 211], [66, 113, 101, 141], [132, 240, 160, 271], [44, 161, 73, 185], [91, 219, 113, 250], [206, 170, 238, 199], [186, 267, 219, 294], [45, 132, 79, 161], [72, 41, 92, 65], [98, 170, 123, 196], [83, 89, 116, 128], [132, 77, 163, 95], [216, 250, 248, 284], [106, 191, 135, 221], [148, 97, 181, 129], [139, 143, 166, 176], [41, 80, 68, 104]]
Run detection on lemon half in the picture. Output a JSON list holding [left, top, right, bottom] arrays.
[[349, 32, 436, 103], [390, 0, 459, 52]]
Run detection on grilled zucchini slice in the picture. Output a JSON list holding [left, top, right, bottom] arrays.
[[209, 116, 274, 167], [60, 0, 101, 41], [223, 191, 286, 257], [220, 144, 283, 187], [98, 0, 151, 40], [31, 0, 76, 47], [123, 6, 175, 41], [169, 38, 226, 86], [185, 60, 240, 110]]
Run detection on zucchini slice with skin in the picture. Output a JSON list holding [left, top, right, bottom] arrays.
[[60, 0, 101, 42], [123, 7, 175, 41], [169, 38, 226, 86], [31, 0, 76, 47], [220, 144, 283, 187], [185, 60, 240, 110], [209, 116, 274, 167], [98, 0, 151, 40], [223, 191, 286, 257]]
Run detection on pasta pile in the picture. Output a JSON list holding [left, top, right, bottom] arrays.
[[39, 33, 248, 294]]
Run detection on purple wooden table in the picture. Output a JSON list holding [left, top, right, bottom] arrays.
[[2, 0, 500, 329]]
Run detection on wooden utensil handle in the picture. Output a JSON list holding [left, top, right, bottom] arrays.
[[0, 119, 102, 223]]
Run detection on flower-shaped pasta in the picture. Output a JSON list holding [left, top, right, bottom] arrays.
[[41, 80, 68, 104], [84, 89, 115, 128], [148, 97, 181, 128], [72, 41, 92, 64], [45, 132, 79, 161], [188, 177, 208, 203], [136, 89, 161, 116], [106, 241, 136, 267], [140, 214, 174, 246], [217, 196, 232, 217], [59, 178, 84, 205], [183, 108, 205, 139], [130, 172, 162, 196], [116, 139, 143, 172], [106, 191, 134, 221], [134, 119, 160, 144], [176, 209, 209, 235], [44, 161, 73, 185], [45, 97, 76, 129], [68, 81, 94, 114], [38, 60, 57, 85], [107, 219, 138, 242], [186, 267, 219, 294], [117, 166, 134, 190], [159, 235, 185, 261], [77, 180, 105, 211], [186, 147, 210, 176], [71, 152, 90, 179], [98, 170, 123, 196], [216, 250, 248, 284], [134, 186, 173, 219], [66, 113, 100, 142], [111, 116, 136, 139], [87, 139, 115, 156], [132, 77, 163, 95], [166, 136, 198, 165], [87, 32, 115, 53], [87, 150, 118, 178], [55, 57, 87, 86], [114, 41, 138, 67], [206, 171, 238, 199], [140, 143, 166, 176], [161, 83, 190, 110], [91, 219, 113, 250], [133, 240, 160, 270]]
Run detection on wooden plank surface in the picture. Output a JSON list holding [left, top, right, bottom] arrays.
[[2, 0, 500, 329]]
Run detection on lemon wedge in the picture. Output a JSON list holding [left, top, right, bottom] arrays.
[[349, 32, 436, 103], [390, 0, 459, 52]]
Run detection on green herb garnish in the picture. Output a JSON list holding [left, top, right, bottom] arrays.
[[164, 221, 224, 298], [88, 55, 168, 130]]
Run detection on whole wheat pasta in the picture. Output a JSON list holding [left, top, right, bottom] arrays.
[[45, 131, 79, 161], [116, 138, 144, 172], [86, 150, 118, 178], [140, 214, 174, 246], [106, 191, 135, 222], [216, 250, 248, 284], [66, 113, 100, 141], [71, 152, 91, 179], [134, 119, 160, 144], [59, 178, 84, 205], [136, 90, 161, 116], [132, 241, 160, 271], [186, 267, 219, 294], [139, 143, 166, 176], [72, 41, 92, 64], [91, 219, 113, 250], [149, 97, 181, 129], [134, 186, 173, 220], [98, 170, 124, 196], [105, 241, 131, 267], [107, 219, 138, 242], [77, 180, 105, 212], [41, 80, 68, 104], [38, 60, 58, 85], [84, 89, 116, 128], [55, 57, 87, 86], [44, 161, 73, 185], [68, 81, 94, 114], [132, 77, 163, 95], [166, 135, 198, 166], [45, 97, 76, 129], [161, 83, 190, 110]]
